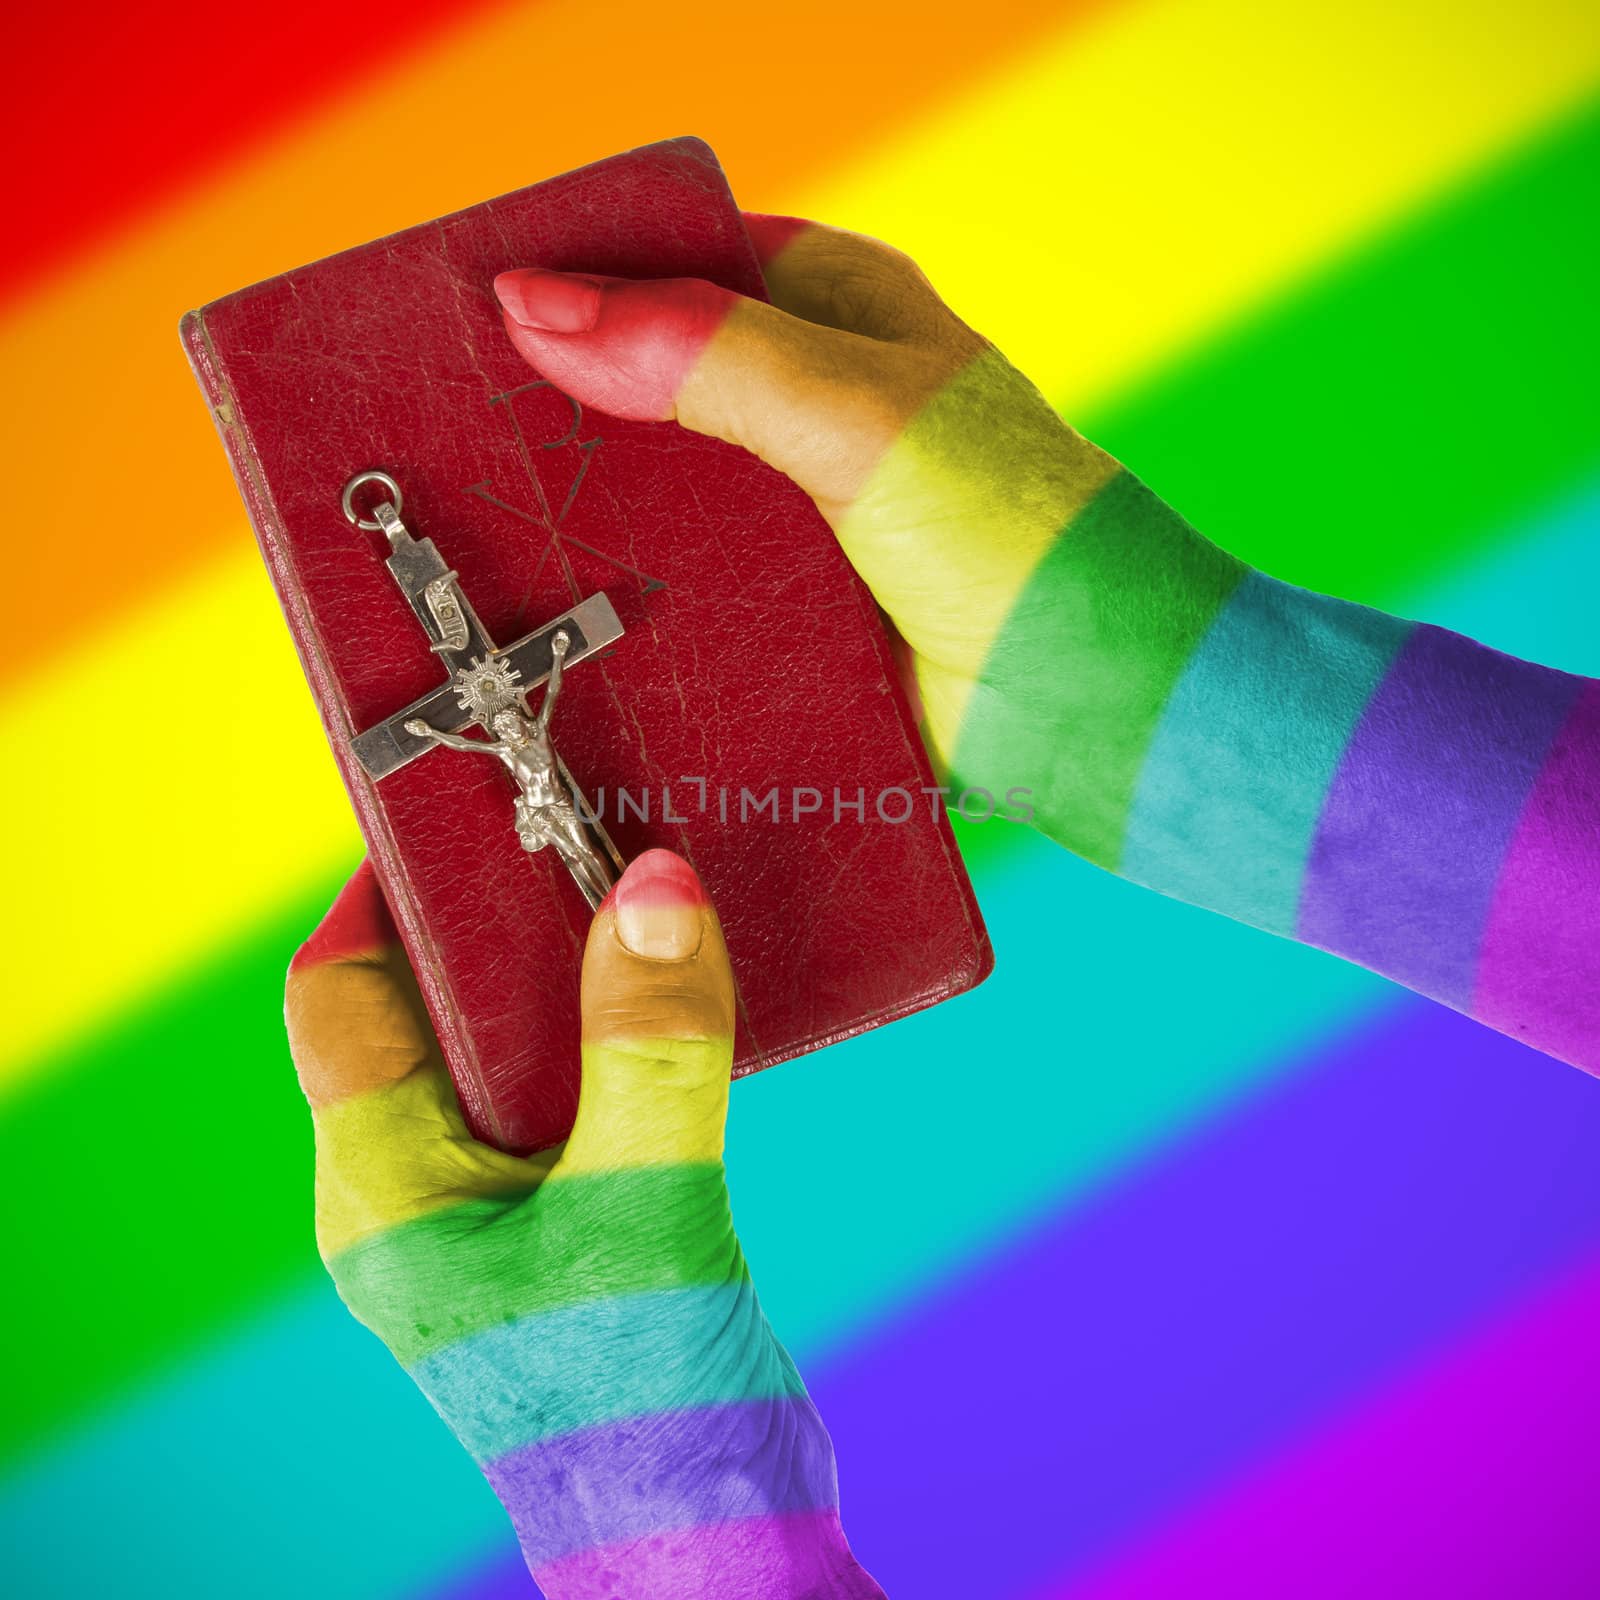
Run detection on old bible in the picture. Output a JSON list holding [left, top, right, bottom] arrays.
[[182, 137, 992, 1152]]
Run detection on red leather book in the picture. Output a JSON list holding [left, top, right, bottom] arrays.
[[182, 137, 992, 1152]]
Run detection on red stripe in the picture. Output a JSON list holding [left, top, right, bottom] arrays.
[[743, 212, 814, 269], [288, 859, 392, 972], [498, 271, 738, 421], [598, 847, 713, 916], [0, 0, 517, 306]]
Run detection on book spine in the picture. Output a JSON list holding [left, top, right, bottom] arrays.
[[176, 311, 502, 1146]]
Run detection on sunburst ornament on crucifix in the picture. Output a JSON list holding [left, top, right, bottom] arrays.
[[452, 654, 524, 721]]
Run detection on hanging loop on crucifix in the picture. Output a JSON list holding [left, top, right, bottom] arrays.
[[342, 470, 626, 911]]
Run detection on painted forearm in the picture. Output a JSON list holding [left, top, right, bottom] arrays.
[[911, 358, 1599, 1068], [314, 1074, 877, 1598]]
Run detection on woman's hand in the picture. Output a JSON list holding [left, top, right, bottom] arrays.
[[493, 221, 1600, 1073], [286, 848, 884, 1599]]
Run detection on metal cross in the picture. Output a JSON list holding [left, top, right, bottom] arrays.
[[343, 470, 625, 907]]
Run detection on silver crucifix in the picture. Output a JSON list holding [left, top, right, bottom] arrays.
[[343, 470, 626, 910]]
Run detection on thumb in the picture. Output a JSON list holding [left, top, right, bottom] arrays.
[[558, 849, 737, 1175], [492, 231, 978, 522]]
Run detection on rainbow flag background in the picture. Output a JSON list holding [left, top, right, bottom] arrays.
[[6, 2, 1600, 1593]]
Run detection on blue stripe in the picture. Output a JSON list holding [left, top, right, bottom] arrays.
[[1119, 571, 1412, 929], [410, 1280, 805, 1461]]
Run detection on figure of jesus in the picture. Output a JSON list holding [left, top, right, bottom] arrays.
[[406, 631, 614, 908]]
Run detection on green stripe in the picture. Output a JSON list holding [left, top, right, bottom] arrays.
[[7, 99, 1600, 1473], [331, 1164, 736, 1366], [952, 469, 1246, 865], [0, 880, 344, 1472]]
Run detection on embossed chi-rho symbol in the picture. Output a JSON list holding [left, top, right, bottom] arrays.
[[464, 379, 665, 628]]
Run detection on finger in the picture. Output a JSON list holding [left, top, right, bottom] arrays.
[[557, 849, 736, 1175], [492, 253, 982, 521], [286, 861, 543, 1261]]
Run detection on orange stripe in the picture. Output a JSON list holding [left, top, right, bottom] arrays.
[[0, 0, 1099, 699]]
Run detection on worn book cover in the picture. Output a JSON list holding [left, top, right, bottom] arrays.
[[182, 136, 992, 1152]]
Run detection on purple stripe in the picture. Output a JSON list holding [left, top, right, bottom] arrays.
[[803, 1001, 1600, 1598], [531, 1510, 885, 1599], [485, 1397, 841, 1571], [1473, 678, 1600, 1071], [1062, 1255, 1600, 1600], [1297, 623, 1580, 1007]]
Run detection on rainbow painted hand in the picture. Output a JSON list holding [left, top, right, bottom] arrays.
[[286, 848, 884, 1600], [493, 215, 1600, 1072]]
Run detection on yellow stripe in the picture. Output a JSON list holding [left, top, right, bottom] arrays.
[[793, 0, 1600, 415], [557, 1037, 734, 1174], [3, 553, 359, 1077], [314, 1064, 550, 1258], [311, 1034, 721, 1255], [836, 349, 1121, 762], [5, 1, 1598, 1094]]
